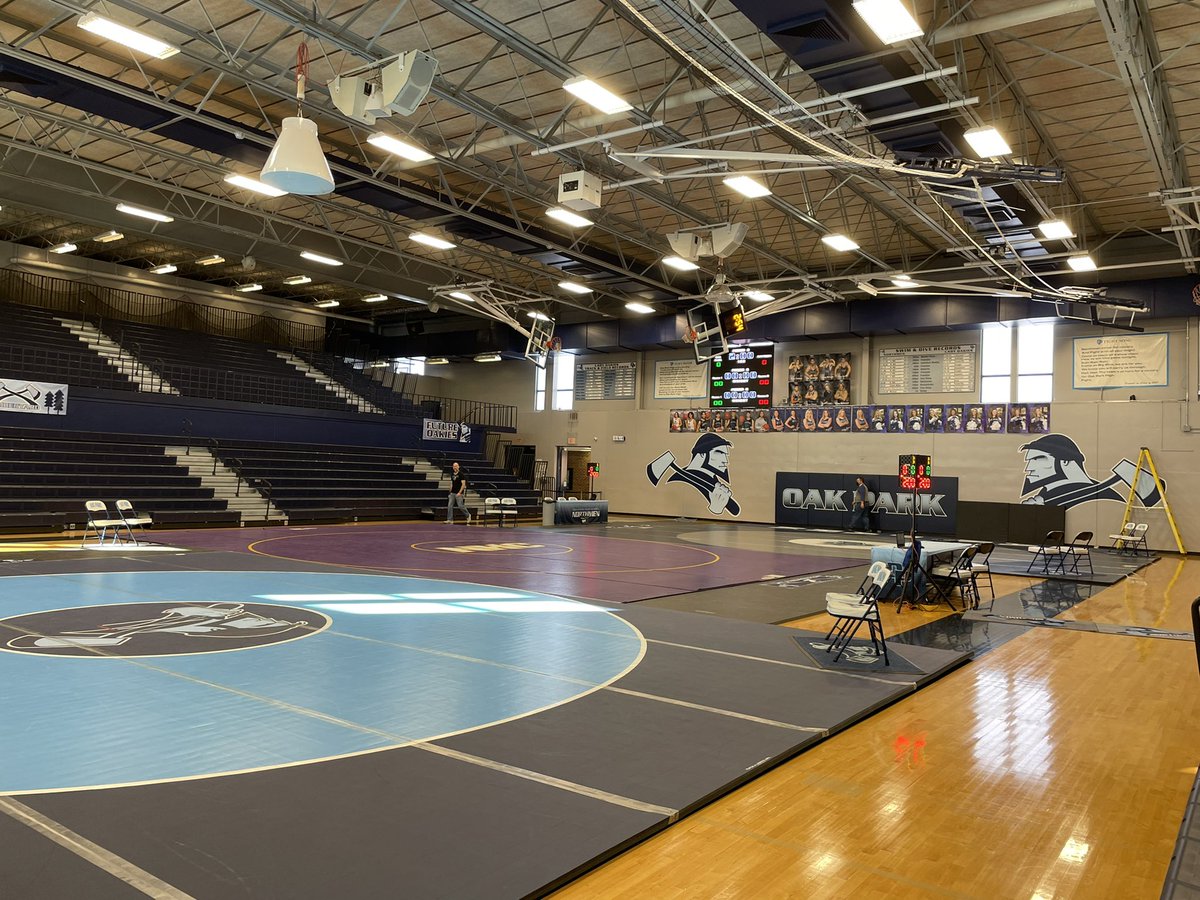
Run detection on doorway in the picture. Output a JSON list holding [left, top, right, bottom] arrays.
[[555, 445, 595, 499]]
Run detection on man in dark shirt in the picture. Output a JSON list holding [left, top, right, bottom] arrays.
[[849, 476, 870, 531], [445, 461, 472, 523]]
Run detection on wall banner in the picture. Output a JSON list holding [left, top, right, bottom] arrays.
[[422, 418, 468, 442], [775, 471, 959, 535], [0, 377, 68, 415], [1072, 333, 1168, 389], [654, 359, 708, 400]]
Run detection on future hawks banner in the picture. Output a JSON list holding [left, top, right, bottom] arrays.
[[0, 377, 68, 415]]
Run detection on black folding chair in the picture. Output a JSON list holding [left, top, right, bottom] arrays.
[[970, 541, 996, 600], [932, 545, 979, 609], [1027, 530, 1066, 574], [1056, 531, 1094, 575], [824, 561, 894, 665]]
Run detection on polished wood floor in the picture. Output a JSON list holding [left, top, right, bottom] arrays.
[[554, 558, 1200, 899]]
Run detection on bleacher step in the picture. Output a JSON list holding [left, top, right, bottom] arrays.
[[55, 317, 180, 395], [165, 446, 287, 524]]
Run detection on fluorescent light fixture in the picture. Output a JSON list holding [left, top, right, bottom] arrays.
[[49, 242, 77, 254], [315, 299, 340, 309], [362, 294, 388, 303], [235, 283, 263, 293], [546, 207, 593, 228], [367, 133, 434, 162], [1067, 254, 1097, 271], [77, 12, 179, 59], [300, 250, 343, 266], [964, 126, 1011, 158], [625, 302, 655, 314], [92, 230, 124, 243], [562, 76, 632, 114], [1038, 219, 1074, 240], [821, 233, 859, 252], [474, 352, 502, 363], [663, 255, 699, 271], [559, 281, 593, 294], [723, 175, 771, 198], [149, 263, 177, 274], [891, 275, 917, 287], [282, 274, 312, 285], [526, 311, 551, 322], [425, 357, 449, 365], [195, 254, 225, 266], [224, 173, 287, 198], [852, 0, 923, 43], [449, 291, 476, 303], [409, 232, 455, 250], [744, 290, 774, 302], [116, 203, 173, 223]]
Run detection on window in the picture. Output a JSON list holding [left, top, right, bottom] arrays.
[[980, 323, 1011, 403], [1016, 321, 1054, 402], [534, 357, 547, 411], [552, 352, 575, 410], [393, 357, 425, 376]]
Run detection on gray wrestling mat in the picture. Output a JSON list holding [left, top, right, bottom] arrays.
[[636, 567, 867, 624]]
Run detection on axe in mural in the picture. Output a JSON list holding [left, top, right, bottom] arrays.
[[1019, 434, 1164, 509], [646, 434, 741, 516]]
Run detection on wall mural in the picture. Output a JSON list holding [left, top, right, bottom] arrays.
[[668, 403, 1051, 434], [1019, 434, 1165, 508], [646, 434, 741, 516]]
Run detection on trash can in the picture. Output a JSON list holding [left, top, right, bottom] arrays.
[[542, 497, 556, 527]]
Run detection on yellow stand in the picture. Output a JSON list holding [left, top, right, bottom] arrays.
[[1117, 447, 1186, 555]]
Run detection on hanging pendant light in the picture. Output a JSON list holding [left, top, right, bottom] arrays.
[[261, 42, 334, 195]]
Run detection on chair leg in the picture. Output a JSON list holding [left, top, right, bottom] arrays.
[[868, 620, 889, 666], [830, 618, 865, 662]]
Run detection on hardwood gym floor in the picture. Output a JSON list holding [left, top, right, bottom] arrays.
[[555, 561, 1200, 899]]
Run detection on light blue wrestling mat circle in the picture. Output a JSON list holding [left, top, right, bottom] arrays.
[[0, 571, 644, 794]]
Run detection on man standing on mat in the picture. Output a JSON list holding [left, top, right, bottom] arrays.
[[849, 476, 871, 531], [446, 461, 472, 523]]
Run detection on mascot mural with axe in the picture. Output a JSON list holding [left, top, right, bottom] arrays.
[[1019, 434, 1165, 508], [646, 434, 740, 516]]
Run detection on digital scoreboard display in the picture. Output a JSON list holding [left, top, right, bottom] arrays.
[[709, 344, 773, 408], [898, 454, 933, 491]]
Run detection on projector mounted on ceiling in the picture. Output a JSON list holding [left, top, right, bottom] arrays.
[[328, 51, 438, 124]]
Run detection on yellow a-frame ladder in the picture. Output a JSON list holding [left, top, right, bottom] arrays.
[[1117, 447, 1186, 555]]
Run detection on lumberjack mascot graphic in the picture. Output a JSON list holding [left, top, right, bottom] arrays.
[[1019, 434, 1164, 509], [646, 434, 740, 516]]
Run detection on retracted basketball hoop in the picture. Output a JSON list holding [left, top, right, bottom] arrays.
[[681, 326, 699, 344], [546, 336, 563, 353]]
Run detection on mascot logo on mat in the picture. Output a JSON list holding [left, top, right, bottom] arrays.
[[1019, 434, 1164, 509], [1, 601, 326, 658], [646, 434, 740, 516]]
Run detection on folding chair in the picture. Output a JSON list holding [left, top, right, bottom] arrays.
[[1107, 522, 1137, 554], [81, 500, 130, 547], [969, 541, 996, 600], [823, 560, 893, 664], [1127, 523, 1150, 556], [1027, 530, 1066, 574], [931, 545, 979, 609], [1057, 531, 1094, 574], [499, 497, 519, 527], [481, 497, 503, 526], [115, 499, 153, 545]]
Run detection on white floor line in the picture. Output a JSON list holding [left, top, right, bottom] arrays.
[[0, 796, 195, 899], [605, 686, 823, 733]]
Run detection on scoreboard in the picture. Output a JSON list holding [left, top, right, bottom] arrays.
[[898, 454, 933, 491], [709, 344, 773, 408]]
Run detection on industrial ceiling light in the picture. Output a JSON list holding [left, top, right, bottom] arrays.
[[282, 274, 312, 285], [425, 357, 449, 365], [224, 173, 287, 198], [821, 233, 859, 252], [149, 263, 177, 274], [663, 255, 699, 271], [744, 290, 774, 302], [195, 254, 225, 266], [527, 311, 551, 321], [546, 207, 593, 228], [299, 250, 342, 266], [722, 175, 771, 198], [891, 275, 918, 287], [362, 294, 388, 303], [449, 291, 476, 303], [1038, 219, 1074, 240], [1067, 254, 1097, 271], [558, 281, 592, 294], [410, 232, 456, 250], [963, 126, 1012, 158], [235, 283, 263, 293], [474, 352, 502, 363], [116, 203, 173, 223], [315, 299, 341, 308], [851, 0, 923, 43], [260, 42, 335, 195], [49, 242, 77, 254], [625, 302, 655, 314], [366, 133, 434, 162], [562, 76, 632, 114], [77, 12, 179, 59], [92, 230, 124, 243]]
